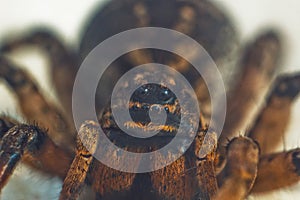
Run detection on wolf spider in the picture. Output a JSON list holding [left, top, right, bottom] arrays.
[[0, 0, 300, 199]]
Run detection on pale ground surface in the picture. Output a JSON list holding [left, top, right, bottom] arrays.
[[0, 0, 299, 199]]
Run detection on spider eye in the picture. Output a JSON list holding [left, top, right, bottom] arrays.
[[139, 86, 150, 95], [143, 88, 149, 94], [159, 88, 175, 103], [164, 107, 169, 113], [163, 89, 169, 95], [142, 104, 150, 110]]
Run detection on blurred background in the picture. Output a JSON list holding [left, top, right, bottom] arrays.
[[0, 0, 299, 199]]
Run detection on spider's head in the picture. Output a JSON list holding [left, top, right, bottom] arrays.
[[128, 83, 180, 131], [99, 69, 200, 151], [100, 82, 193, 151]]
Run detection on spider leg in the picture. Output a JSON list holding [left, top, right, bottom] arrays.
[[0, 116, 18, 137], [0, 29, 79, 120], [251, 148, 300, 193], [214, 136, 259, 200], [59, 120, 99, 200], [0, 116, 73, 191], [218, 30, 282, 146], [0, 56, 75, 150], [248, 73, 300, 154], [195, 131, 218, 200], [244, 73, 300, 193]]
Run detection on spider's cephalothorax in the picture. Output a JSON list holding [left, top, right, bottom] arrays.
[[0, 0, 300, 200], [100, 83, 182, 150]]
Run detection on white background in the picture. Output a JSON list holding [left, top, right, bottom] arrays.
[[0, 0, 300, 199]]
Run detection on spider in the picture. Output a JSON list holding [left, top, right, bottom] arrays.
[[0, 0, 300, 199]]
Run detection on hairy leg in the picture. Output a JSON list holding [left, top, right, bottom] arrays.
[[236, 72, 300, 194], [0, 29, 79, 121], [215, 137, 259, 200], [251, 148, 300, 193], [60, 120, 99, 200], [219, 31, 282, 146], [248, 73, 300, 154], [0, 116, 73, 191], [0, 56, 75, 150]]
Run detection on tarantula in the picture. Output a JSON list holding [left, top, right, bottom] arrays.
[[0, 0, 300, 199]]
